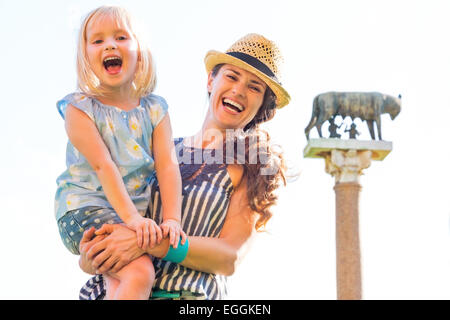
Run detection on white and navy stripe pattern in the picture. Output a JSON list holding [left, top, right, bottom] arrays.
[[79, 138, 234, 300], [79, 275, 105, 300]]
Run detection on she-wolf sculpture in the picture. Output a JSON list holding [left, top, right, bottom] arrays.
[[304, 92, 401, 140]]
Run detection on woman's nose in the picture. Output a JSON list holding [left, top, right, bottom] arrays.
[[232, 81, 246, 98]]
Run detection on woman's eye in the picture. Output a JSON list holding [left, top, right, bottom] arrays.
[[250, 86, 262, 92], [227, 75, 237, 81]]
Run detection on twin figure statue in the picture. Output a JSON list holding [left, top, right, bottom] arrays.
[[304, 91, 402, 141]]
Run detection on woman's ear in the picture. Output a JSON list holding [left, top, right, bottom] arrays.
[[207, 71, 214, 94]]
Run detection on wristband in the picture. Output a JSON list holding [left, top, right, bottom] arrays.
[[162, 238, 189, 263]]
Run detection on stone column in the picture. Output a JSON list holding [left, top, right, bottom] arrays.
[[325, 149, 372, 300], [304, 138, 392, 300]]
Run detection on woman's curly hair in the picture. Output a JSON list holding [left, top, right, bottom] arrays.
[[211, 64, 287, 231]]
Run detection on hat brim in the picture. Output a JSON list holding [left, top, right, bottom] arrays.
[[204, 50, 290, 109]]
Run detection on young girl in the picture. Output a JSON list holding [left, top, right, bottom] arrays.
[[55, 5, 185, 300]]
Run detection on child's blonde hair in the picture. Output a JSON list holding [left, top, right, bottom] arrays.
[[76, 5, 157, 97]]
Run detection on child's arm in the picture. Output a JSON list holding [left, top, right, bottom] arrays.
[[152, 114, 186, 248], [65, 104, 162, 249]]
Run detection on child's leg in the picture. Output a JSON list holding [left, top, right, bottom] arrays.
[[104, 276, 120, 300], [105, 254, 155, 300]]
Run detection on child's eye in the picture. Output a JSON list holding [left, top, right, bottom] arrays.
[[117, 36, 127, 40], [93, 39, 103, 44]]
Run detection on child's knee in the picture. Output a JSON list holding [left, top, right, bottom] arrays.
[[125, 255, 155, 284]]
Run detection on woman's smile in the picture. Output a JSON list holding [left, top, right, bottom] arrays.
[[222, 98, 245, 114]]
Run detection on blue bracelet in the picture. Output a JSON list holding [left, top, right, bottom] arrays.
[[163, 238, 189, 263]]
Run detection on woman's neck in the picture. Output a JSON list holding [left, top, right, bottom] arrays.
[[189, 123, 227, 150]]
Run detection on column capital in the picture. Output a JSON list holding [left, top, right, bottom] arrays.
[[325, 149, 372, 184]]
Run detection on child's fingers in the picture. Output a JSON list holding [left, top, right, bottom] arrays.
[[180, 230, 187, 245], [162, 225, 169, 238], [136, 227, 143, 248], [170, 228, 178, 248], [142, 223, 150, 250], [156, 225, 163, 244], [149, 223, 157, 249]]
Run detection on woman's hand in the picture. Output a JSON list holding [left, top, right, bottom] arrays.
[[79, 227, 107, 275], [79, 223, 170, 275], [85, 224, 145, 274]]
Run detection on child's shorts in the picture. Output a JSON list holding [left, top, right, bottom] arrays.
[[57, 206, 123, 255]]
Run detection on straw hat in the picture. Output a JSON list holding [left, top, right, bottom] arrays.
[[204, 33, 290, 109]]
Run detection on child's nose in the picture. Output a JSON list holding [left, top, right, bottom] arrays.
[[104, 39, 117, 51]]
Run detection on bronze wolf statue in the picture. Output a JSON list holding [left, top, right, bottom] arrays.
[[304, 92, 401, 140]]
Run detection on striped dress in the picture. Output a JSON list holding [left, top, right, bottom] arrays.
[[79, 138, 234, 300]]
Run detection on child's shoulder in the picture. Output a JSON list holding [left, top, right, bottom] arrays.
[[140, 93, 169, 109], [57, 92, 96, 120]]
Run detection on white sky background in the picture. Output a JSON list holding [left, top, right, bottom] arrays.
[[0, 0, 449, 299]]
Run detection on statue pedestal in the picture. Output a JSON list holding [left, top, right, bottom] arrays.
[[304, 138, 392, 300]]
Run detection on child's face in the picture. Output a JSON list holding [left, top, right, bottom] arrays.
[[85, 14, 139, 93]]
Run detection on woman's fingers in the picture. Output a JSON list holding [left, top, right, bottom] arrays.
[[80, 227, 96, 246], [91, 247, 111, 271], [96, 252, 119, 274], [95, 224, 114, 236], [110, 259, 128, 274]]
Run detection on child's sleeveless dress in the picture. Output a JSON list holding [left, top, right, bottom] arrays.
[[55, 92, 168, 254]]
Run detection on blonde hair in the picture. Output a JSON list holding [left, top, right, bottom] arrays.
[[76, 5, 156, 97]]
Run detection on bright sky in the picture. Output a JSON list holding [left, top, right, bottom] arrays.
[[1, 0, 449, 299]]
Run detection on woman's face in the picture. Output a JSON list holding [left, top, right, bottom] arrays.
[[85, 14, 139, 92], [207, 64, 267, 130]]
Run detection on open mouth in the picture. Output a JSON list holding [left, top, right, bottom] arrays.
[[103, 56, 122, 74], [223, 98, 244, 113]]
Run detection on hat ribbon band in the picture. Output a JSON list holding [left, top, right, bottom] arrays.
[[226, 52, 279, 83]]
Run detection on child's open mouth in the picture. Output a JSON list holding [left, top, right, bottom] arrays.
[[222, 98, 244, 113], [103, 56, 122, 74]]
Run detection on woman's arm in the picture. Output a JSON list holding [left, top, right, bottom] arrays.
[[180, 176, 258, 275], [82, 165, 258, 276]]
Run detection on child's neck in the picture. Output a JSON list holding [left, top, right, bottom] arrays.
[[96, 90, 140, 111]]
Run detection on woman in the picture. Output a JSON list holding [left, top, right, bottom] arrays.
[[78, 33, 291, 300]]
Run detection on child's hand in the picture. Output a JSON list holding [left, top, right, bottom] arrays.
[[127, 215, 162, 250], [160, 219, 187, 249]]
